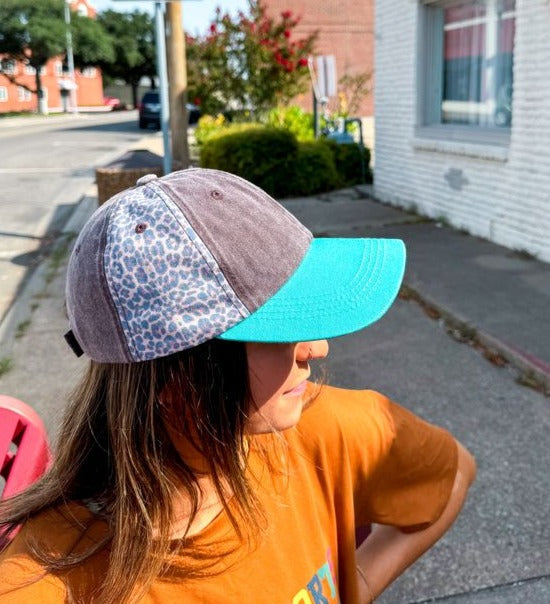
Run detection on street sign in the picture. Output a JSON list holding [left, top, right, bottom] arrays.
[[316, 55, 337, 99]]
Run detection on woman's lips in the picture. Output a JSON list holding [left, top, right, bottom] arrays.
[[284, 380, 307, 396]]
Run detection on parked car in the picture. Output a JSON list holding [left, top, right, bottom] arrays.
[[138, 90, 201, 129], [103, 96, 121, 109]]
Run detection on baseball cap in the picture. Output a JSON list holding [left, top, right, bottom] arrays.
[[65, 168, 406, 363]]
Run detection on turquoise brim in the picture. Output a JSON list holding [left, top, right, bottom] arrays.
[[219, 238, 406, 343]]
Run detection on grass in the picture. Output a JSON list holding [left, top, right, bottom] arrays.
[[0, 111, 60, 119], [516, 371, 550, 396], [15, 319, 31, 339], [43, 235, 74, 285], [513, 248, 537, 261], [0, 358, 13, 377], [435, 215, 451, 228]]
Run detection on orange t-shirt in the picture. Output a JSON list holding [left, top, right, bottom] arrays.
[[0, 385, 458, 603]]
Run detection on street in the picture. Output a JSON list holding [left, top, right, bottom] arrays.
[[0, 110, 147, 322]]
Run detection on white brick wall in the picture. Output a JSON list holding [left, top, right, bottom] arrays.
[[374, 0, 550, 262]]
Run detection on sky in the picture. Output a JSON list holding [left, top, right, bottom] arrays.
[[90, 0, 249, 35]]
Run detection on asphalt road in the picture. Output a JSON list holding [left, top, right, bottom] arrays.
[[0, 110, 147, 322]]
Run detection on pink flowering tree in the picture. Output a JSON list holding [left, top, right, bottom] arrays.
[[186, 1, 317, 116]]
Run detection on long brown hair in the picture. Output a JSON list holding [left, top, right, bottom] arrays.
[[0, 339, 264, 602]]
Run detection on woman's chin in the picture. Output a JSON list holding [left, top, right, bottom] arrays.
[[246, 395, 305, 434]]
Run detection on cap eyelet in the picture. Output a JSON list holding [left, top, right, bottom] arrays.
[[135, 223, 148, 233], [210, 190, 223, 200]]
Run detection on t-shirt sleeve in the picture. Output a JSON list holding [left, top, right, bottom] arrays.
[[355, 396, 458, 530], [302, 386, 458, 531]]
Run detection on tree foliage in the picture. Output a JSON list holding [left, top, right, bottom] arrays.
[[96, 10, 156, 108], [0, 0, 67, 71], [186, 0, 317, 116], [0, 0, 113, 109], [71, 12, 115, 68]]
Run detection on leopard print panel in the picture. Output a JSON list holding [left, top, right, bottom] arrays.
[[104, 184, 249, 361]]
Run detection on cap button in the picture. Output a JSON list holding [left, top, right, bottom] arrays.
[[136, 173, 158, 186]]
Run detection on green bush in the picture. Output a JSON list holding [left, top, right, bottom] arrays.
[[195, 114, 264, 146], [266, 106, 315, 142], [200, 127, 298, 198], [290, 141, 339, 196], [194, 114, 226, 145], [199, 125, 372, 197], [321, 139, 372, 186]]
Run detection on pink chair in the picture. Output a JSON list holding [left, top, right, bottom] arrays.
[[0, 395, 51, 500]]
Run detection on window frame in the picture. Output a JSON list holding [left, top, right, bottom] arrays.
[[17, 86, 32, 102], [416, 0, 514, 148], [1, 59, 16, 75], [0, 87, 8, 102]]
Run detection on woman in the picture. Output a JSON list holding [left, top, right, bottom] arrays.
[[0, 168, 476, 603]]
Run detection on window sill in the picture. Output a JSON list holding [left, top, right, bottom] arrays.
[[412, 126, 510, 162]]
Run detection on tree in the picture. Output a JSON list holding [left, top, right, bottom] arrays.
[[97, 10, 156, 109], [71, 11, 115, 69], [0, 0, 113, 113], [186, 1, 317, 117]]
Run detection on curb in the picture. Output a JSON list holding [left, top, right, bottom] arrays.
[[401, 284, 550, 396], [0, 186, 98, 359]]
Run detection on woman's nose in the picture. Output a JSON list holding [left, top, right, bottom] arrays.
[[296, 340, 329, 362]]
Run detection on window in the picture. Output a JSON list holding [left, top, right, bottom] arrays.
[[39, 65, 47, 75], [55, 60, 63, 76], [0, 87, 8, 102], [419, 0, 515, 133], [18, 86, 31, 102], [1, 59, 16, 75], [81, 67, 97, 78], [25, 64, 36, 75]]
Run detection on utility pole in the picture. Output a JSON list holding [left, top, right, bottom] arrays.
[[154, 2, 171, 174], [165, 1, 189, 169], [64, 0, 78, 113]]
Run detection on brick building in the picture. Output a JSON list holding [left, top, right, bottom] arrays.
[[375, 0, 550, 262], [0, 0, 104, 114], [265, 0, 375, 145]]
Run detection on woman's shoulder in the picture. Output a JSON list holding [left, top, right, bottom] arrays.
[[289, 382, 396, 457], [0, 502, 109, 599], [8, 501, 109, 554], [301, 382, 393, 429]]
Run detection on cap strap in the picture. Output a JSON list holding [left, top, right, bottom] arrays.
[[64, 330, 84, 357]]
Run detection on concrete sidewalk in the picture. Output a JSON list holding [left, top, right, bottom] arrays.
[[0, 133, 549, 603]]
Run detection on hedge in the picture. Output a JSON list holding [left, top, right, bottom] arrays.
[[200, 127, 298, 197], [320, 139, 372, 186], [199, 126, 371, 197], [292, 141, 340, 196]]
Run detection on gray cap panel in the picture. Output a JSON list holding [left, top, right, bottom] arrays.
[[66, 200, 131, 363], [157, 169, 312, 311]]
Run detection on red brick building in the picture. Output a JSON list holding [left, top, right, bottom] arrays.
[[264, 0, 375, 117], [0, 0, 104, 114]]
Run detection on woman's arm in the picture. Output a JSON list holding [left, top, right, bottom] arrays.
[[356, 440, 476, 602]]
